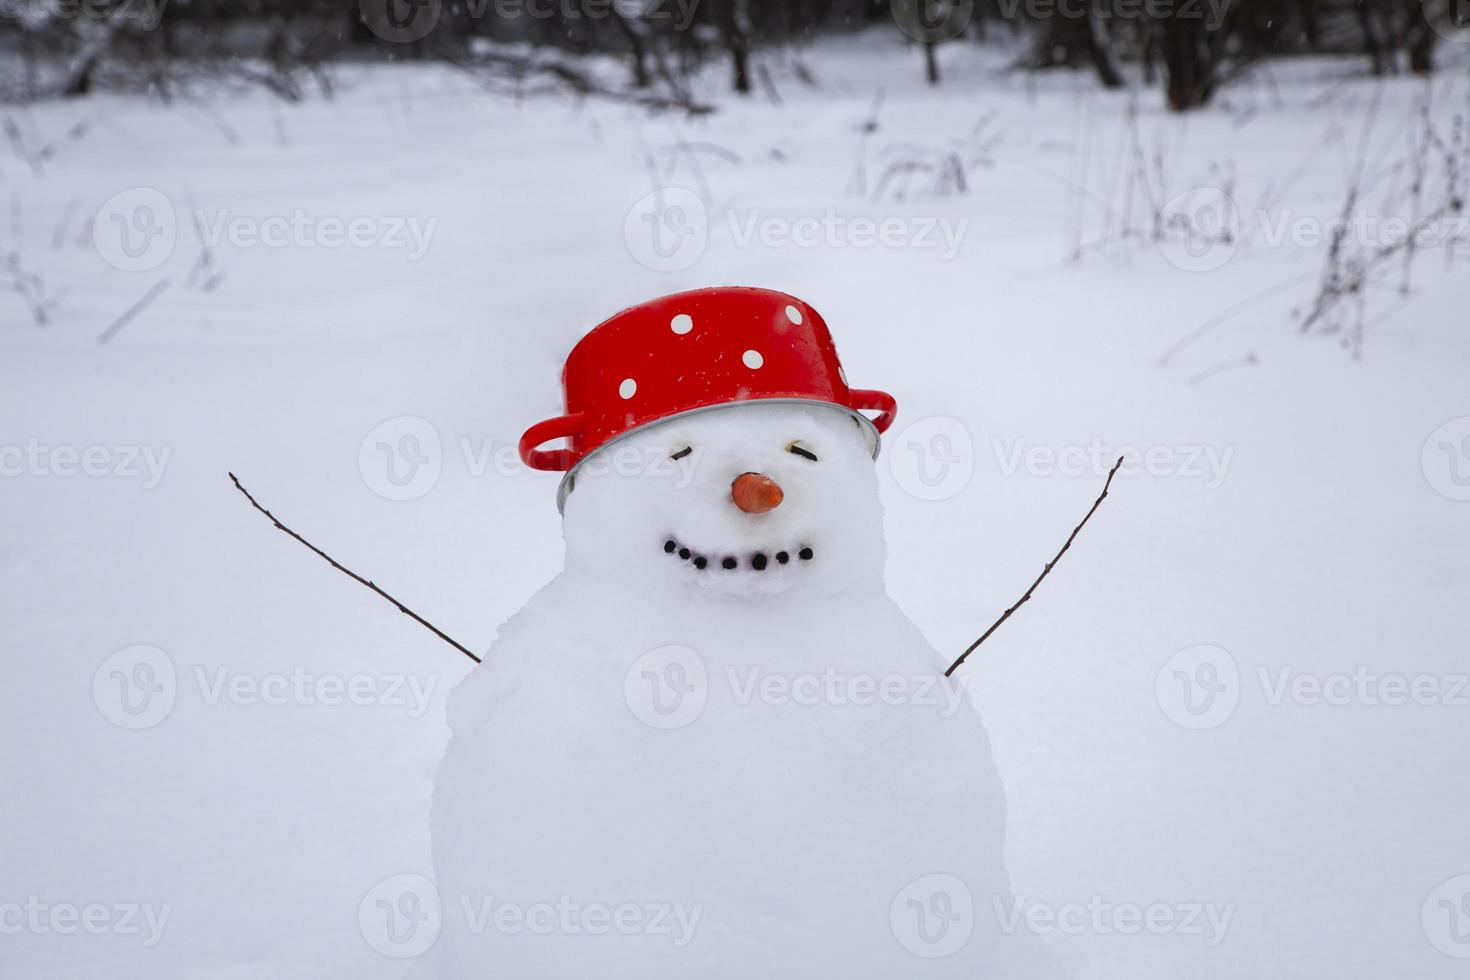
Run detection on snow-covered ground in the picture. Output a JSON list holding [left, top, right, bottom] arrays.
[[2, 32, 1468, 980]]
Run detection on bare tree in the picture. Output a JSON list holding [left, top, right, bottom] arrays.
[[714, 0, 754, 94]]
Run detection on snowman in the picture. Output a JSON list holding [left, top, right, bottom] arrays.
[[420, 288, 1057, 978]]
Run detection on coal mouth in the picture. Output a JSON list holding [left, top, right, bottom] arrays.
[[662, 537, 814, 572]]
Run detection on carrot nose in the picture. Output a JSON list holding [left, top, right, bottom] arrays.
[[732, 472, 783, 514]]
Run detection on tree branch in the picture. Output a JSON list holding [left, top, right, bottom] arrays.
[[945, 456, 1124, 677], [96, 277, 169, 345], [229, 473, 481, 665]]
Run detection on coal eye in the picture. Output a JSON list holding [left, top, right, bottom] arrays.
[[786, 441, 819, 462], [670, 446, 693, 461]]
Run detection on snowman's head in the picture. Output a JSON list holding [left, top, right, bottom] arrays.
[[561, 401, 887, 598]]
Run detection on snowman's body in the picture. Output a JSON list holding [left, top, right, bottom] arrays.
[[427, 402, 1055, 978]]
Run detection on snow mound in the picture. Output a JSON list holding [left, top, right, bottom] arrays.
[[427, 402, 1056, 977]]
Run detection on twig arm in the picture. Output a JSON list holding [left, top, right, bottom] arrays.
[[945, 456, 1123, 678], [229, 473, 481, 665]]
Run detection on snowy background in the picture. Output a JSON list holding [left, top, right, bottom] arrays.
[[3, 20, 1470, 980]]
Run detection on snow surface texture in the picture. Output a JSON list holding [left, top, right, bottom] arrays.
[[428, 402, 1055, 976], [2, 30, 1468, 980]]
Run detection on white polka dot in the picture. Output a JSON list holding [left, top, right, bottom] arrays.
[[742, 349, 763, 369], [619, 378, 637, 399], [784, 304, 803, 324], [670, 313, 693, 335]]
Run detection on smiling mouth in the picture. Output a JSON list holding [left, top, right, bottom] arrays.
[[662, 538, 814, 572]]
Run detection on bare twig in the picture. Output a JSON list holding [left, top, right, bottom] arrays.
[[2, 114, 91, 175], [1158, 271, 1317, 367], [2, 117, 41, 176], [1297, 90, 1468, 352], [945, 456, 1124, 678], [4, 250, 58, 326], [184, 194, 225, 292], [448, 47, 713, 116], [846, 88, 885, 198], [1186, 351, 1259, 386], [50, 197, 81, 250], [755, 62, 783, 105], [660, 125, 715, 203], [660, 138, 743, 166], [96, 277, 170, 345], [229, 473, 481, 665]]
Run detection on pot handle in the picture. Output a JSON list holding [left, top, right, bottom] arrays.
[[849, 389, 897, 434], [519, 413, 586, 471]]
